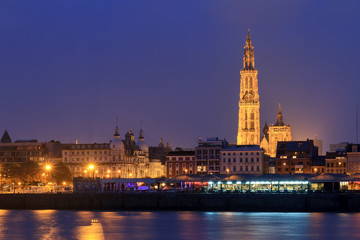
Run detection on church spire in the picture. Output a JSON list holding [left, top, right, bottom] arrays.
[[139, 121, 144, 141], [114, 117, 120, 137], [243, 29, 255, 70], [275, 103, 284, 126]]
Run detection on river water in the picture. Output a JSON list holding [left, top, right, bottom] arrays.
[[0, 210, 359, 239]]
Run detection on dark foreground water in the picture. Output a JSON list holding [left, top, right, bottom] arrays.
[[0, 210, 359, 240]]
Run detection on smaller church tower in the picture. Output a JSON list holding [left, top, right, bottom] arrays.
[[260, 103, 292, 157]]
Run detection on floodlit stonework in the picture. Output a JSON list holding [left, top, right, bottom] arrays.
[[261, 103, 292, 157], [237, 31, 260, 145]]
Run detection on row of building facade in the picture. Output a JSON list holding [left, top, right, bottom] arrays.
[[166, 138, 360, 177], [1, 127, 360, 180], [0, 128, 170, 179]]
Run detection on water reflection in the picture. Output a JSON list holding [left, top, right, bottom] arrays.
[[0, 210, 359, 239], [75, 219, 104, 240]]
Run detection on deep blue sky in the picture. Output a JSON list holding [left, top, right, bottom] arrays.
[[0, 1, 359, 152]]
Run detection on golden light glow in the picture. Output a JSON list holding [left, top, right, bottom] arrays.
[[314, 168, 318, 172], [45, 165, 51, 171], [283, 163, 286, 166], [107, 170, 110, 173], [129, 173, 132, 177], [89, 164, 94, 170], [63, 182, 66, 185], [106, 174, 109, 178], [18, 182, 21, 185], [84, 170, 87, 173], [95, 170, 98, 173], [117, 170, 120, 173]]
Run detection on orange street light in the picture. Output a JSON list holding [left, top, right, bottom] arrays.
[[46, 165, 51, 171]]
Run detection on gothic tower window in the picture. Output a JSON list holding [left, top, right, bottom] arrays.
[[250, 111, 255, 129], [245, 110, 248, 129], [249, 77, 253, 89], [245, 77, 248, 89]]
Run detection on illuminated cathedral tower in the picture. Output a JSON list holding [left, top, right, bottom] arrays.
[[237, 30, 260, 145]]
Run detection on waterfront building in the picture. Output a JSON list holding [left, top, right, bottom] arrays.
[[166, 149, 195, 177], [220, 145, 264, 174], [260, 103, 292, 157], [324, 151, 347, 174], [237, 30, 260, 145], [62, 142, 112, 178], [275, 140, 318, 174], [195, 137, 228, 175], [0, 130, 62, 163], [347, 144, 360, 174], [62, 126, 166, 179], [310, 156, 326, 174]]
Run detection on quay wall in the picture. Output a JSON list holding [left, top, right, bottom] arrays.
[[0, 193, 360, 212]]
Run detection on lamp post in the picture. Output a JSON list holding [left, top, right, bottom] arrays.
[[88, 164, 95, 179], [45, 165, 51, 186]]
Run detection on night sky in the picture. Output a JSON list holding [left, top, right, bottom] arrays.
[[0, 1, 359, 152]]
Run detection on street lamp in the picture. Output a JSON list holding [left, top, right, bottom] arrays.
[[185, 169, 188, 175], [88, 164, 95, 179], [226, 169, 230, 175], [45, 165, 51, 184]]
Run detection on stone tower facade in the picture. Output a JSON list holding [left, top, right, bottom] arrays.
[[237, 31, 260, 145]]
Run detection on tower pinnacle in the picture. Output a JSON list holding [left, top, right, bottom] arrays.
[[243, 29, 255, 70], [275, 103, 284, 126], [114, 117, 120, 137], [278, 102, 282, 113]]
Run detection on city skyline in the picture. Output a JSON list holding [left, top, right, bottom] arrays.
[[0, 1, 359, 151]]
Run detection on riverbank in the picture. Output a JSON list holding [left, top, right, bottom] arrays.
[[0, 193, 359, 212]]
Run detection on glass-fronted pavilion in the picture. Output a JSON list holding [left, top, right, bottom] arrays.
[[97, 173, 355, 193]]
